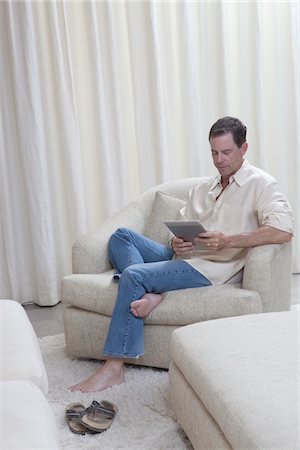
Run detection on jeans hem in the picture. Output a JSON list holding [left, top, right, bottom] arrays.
[[103, 351, 144, 359]]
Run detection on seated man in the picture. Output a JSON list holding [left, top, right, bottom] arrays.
[[69, 116, 293, 393]]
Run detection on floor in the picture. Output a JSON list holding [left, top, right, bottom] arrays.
[[23, 301, 69, 338], [23, 273, 300, 338]]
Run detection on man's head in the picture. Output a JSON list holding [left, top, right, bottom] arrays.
[[209, 116, 248, 181], [209, 116, 247, 147]]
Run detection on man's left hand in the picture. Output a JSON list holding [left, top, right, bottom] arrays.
[[194, 232, 229, 251]]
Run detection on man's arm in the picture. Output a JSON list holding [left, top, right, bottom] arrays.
[[195, 225, 292, 252]]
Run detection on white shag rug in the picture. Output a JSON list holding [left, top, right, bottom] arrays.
[[39, 334, 192, 450]]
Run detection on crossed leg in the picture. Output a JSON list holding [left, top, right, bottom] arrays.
[[68, 230, 211, 393]]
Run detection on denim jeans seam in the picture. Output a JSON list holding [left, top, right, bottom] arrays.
[[121, 277, 141, 356], [140, 268, 201, 280]]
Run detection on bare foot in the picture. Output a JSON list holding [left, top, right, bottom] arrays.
[[68, 359, 124, 393], [130, 293, 163, 318]]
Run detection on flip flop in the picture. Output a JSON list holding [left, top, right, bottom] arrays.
[[65, 402, 98, 435], [80, 400, 118, 432]]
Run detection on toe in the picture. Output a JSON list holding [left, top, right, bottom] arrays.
[[131, 307, 138, 317]]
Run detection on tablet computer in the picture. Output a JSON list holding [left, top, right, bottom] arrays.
[[164, 220, 206, 242]]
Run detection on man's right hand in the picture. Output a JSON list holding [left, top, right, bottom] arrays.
[[171, 236, 195, 255]]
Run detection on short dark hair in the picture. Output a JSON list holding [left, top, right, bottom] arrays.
[[209, 117, 247, 147]]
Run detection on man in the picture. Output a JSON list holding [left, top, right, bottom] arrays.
[[69, 116, 293, 393]]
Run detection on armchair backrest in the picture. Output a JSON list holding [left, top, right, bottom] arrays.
[[72, 178, 201, 274]]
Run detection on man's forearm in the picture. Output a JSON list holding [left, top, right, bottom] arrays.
[[227, 225, 292, 249]]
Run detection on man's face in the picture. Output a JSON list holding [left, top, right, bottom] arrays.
[[210, 133, 247, 179]]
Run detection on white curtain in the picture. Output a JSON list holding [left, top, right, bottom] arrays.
[[0, 1, 298, 306]]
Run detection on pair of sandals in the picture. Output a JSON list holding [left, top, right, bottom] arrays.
[[66, 400, 118, 434]]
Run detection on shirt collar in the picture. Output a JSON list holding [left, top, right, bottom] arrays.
[[210, 159, 250, 190], [231, 159, 250, 186]]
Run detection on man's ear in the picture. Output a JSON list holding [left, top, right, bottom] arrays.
[[241, 142, 248, 155]]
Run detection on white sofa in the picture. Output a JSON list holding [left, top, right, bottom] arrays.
[[61, 178, 292, 369], [0, 300, 59, 450]]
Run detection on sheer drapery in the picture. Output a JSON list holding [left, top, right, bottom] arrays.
[[0, 1, 298, 305]]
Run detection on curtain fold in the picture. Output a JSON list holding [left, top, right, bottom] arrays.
[[0, 1, 298, 305], [0, 2, 88, 304]]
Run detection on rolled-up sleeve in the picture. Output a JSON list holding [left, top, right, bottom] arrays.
[[256, 180, 294, 233]]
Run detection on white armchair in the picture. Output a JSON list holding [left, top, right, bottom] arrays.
[[61, 178, 292, 369]]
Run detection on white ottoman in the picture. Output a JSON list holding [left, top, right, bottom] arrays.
[[169, 312, 299, 449]]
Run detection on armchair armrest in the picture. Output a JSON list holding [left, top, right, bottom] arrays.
[[242, 242, 292, 312], [72, 202, 146, 274]]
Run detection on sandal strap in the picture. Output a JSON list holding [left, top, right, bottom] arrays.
[[66, 403, 85, 419], [66, 410, 83, 419], [90, 400, 115, 419], [66, 403, 95, 419]]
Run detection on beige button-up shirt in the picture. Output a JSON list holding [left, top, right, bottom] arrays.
[[178, 160, 294, 285]]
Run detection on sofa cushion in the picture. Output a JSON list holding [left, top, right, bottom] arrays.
[[143, 191, 186, 244], [61, 272, 262, 325], [170, 311, 299, 449], [0, 300, 48, 394], [0, 380, 59, 449]]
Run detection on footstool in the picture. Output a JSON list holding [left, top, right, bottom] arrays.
[[169, 311, 299, 449]]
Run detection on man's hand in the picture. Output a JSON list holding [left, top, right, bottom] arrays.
[[171, 236, 195, 255], [194, 231, 230, 251]]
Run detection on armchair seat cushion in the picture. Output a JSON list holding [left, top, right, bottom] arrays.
[[62, 272, 262, 327]]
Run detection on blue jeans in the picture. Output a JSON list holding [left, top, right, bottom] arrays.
[[103, 227, 211, 359]]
